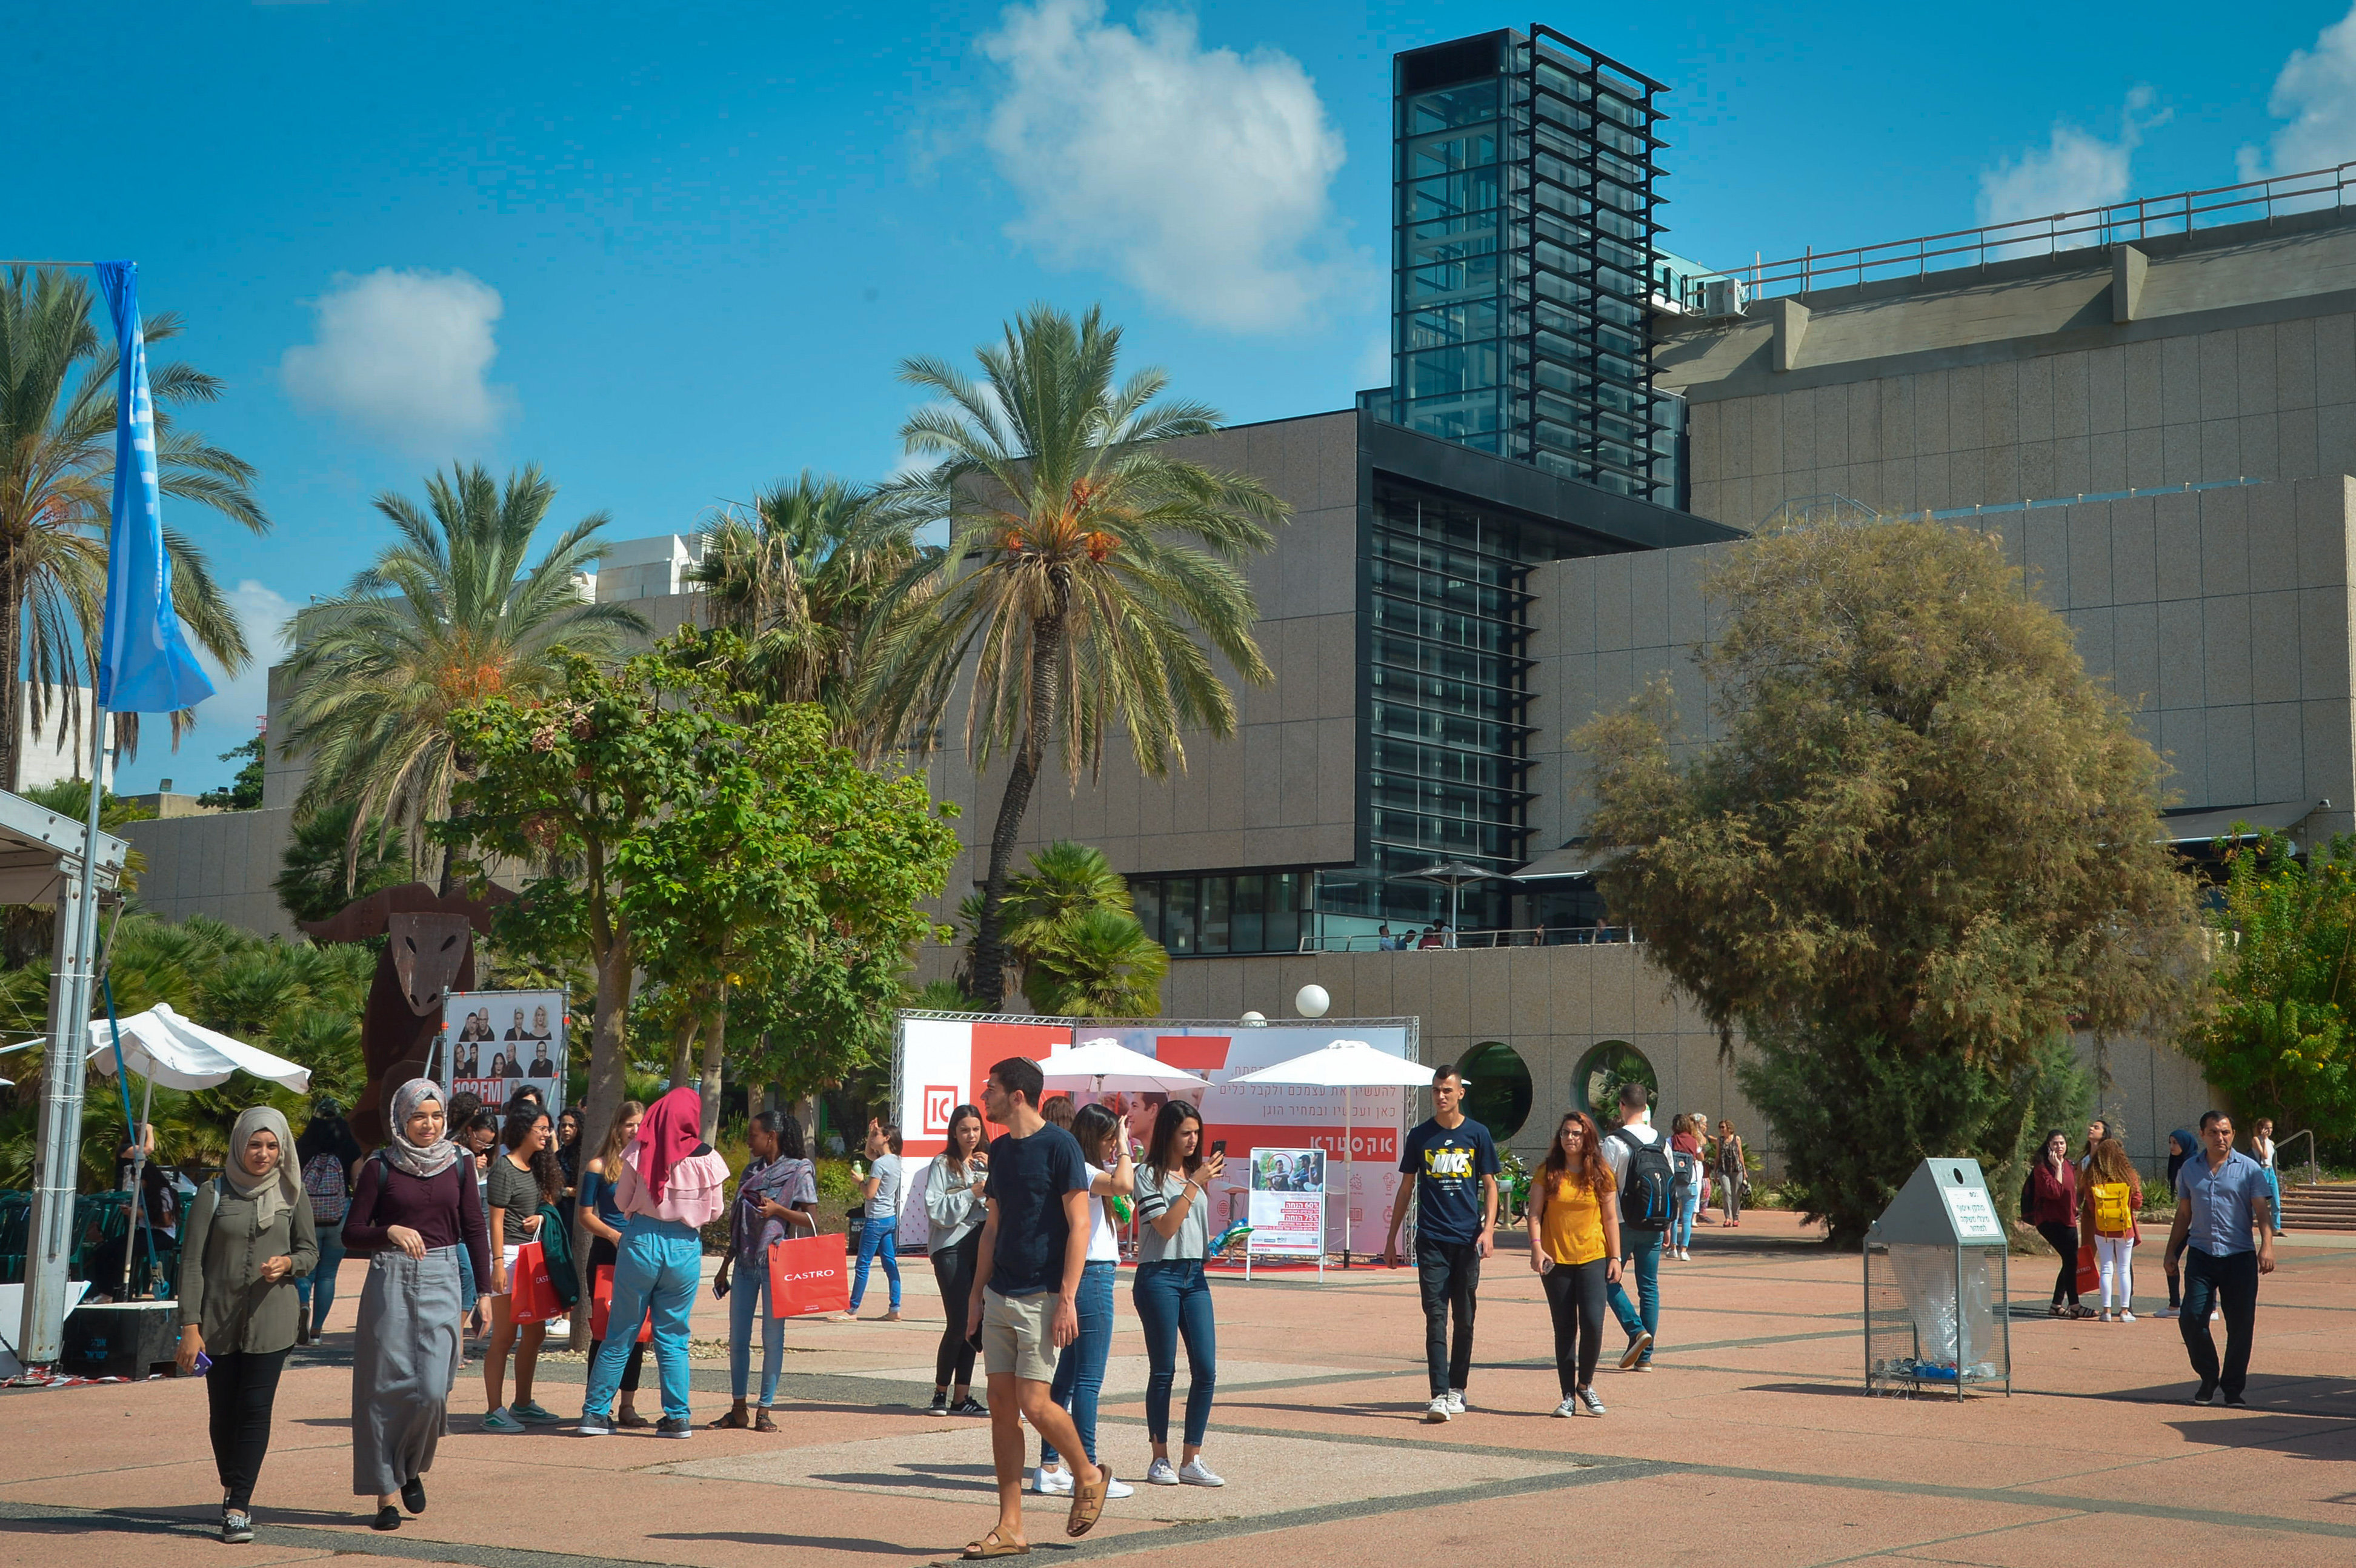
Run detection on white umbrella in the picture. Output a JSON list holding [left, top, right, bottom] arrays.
[[1039, 1037, 1212, 1092], [1230, 1038, 1435, 1264]]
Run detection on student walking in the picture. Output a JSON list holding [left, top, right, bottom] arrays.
[[2251, 1118, 2283, 1235], [579, 1101, 652, 1426], [927, 1105, 991, 1417], [711, 1111, 817, 1430], [1035, 1104, 1136, 1500], [1382, 1063, 1500, 1422], [960, 1057, 1108, 1558], [2079, 1136, 2144, 1321], [2022, 1129, 2087, 1317], [577, 1087, 730, 1438], [178, 1107, 318, 1543], [1714, 1119, 1747, 1226], [344, 1079, 490, 1532], [481, 1106, 564, 1432], [1133, 1101, 1224, 1487], [294, 1103, 360, 1345], [1528, 1111, 1622, 1417], [2167, 1111, 2277, 1406], [2157, 1129, 2195, 1317], [841, 1123, 905, 1321], [1602, 1083, 1673, 1371], [1666, 1114, 1703, 1261]]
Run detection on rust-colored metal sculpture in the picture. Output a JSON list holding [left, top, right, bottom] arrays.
[[303, 882, 514, 1149]]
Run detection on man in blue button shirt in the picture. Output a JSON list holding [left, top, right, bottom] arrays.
[[2164, 1110, 2276, 1406]]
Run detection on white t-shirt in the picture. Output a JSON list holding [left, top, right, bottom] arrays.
[[1600, 1114, 1663, 1185], [1082, 1163, 1119, 1262], [867, 1153, 905, 1220]]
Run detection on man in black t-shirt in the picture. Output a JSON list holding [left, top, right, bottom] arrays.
[[966, 1055, 1110, 1551], [1383, 1063, 1499, 1422]]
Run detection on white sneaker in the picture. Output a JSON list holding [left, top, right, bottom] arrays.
[[1178, 1460, 1224, 1487], [1577, 1387, 1607, 1416], [1032, 1465, 1071, 1496], [1424, 1395, 1452, 1423], [1678, 1249, 1691, 1261], [1445, 1389, 1467, 1414], [1552, 1396, 1579, 1418], [1145, 1458, 1180, 1486], [2118, 1310, 2137, 1323], [1104, 1476, 1134, 1499]]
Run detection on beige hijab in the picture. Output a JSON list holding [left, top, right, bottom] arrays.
[[223, 1105, 301, 1229]]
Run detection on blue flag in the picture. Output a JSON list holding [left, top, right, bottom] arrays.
[[93, 261, 214, 714]]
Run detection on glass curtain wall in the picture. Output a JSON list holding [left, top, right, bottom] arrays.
[[1131, 871, 1314, 957]]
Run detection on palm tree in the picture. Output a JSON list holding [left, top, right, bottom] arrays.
[[0, 267, 268, 788], [1023, 908, 1170, 1017], [276, 463, 648, 889], [860, 304, 1285, 1008], [684, 470, 922, 761]]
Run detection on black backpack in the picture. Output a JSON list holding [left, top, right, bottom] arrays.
[[1614, 1129, 1674, 1232]]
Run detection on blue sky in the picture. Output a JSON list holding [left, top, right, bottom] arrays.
[[18, 0, 2356, 793]]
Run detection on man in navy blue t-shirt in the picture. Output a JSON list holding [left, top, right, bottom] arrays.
[[965, 1055, 1108, 1549], [1382, 1063, 1499, 1422]]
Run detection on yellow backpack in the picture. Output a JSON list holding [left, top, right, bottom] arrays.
[[2092, 1181, 2134, 1233]]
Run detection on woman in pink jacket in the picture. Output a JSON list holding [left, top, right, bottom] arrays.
[[575, 1088, 729, 1437]]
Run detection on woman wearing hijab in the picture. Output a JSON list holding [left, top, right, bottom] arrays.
[[2157, 1128, 2197, 1318], [343, 1080, 490, 1533], [176, 1107, 318, 1543], [577, 1086, 729, 1438]]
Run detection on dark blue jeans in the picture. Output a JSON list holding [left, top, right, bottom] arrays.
[[296, 1226, 345, 1335], [1133, 1260, 1217, 1447], [1608, 1228, 1663, 1361], [1414, 1237, 1482, 1397], [2179, 1246, 2261, 1397], [849, 1217, 900, 1311], [1042, 1260, 1114, 1466]]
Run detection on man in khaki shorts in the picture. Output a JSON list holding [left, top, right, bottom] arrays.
[[960, 1057, 1106, 1558]]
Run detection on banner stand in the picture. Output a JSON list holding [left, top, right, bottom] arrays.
[[1243, 1148, 1328, 1280]]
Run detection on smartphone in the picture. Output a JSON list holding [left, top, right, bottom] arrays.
[[1210, 1139, 1227, 1158]]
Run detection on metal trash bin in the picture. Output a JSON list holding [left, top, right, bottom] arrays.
[[1864, 1157, 2011, 1398]]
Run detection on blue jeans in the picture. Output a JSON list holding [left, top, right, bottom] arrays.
[[1042, 1260, 1114, 1466], [2264, 1169, 2282, 1230], [1608, 1228, 1664, 1361], [1671, 1185, 1699, 1252], [584, 1217, 700, 1423], [296, 1226, 346, 1334], [728, 1256, 785, 1404], [849, 1217, 900, 1311], [1133, 1260, 1216, 1447]]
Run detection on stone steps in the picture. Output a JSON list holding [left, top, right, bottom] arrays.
[[2278, 1182, 2356, 1232]]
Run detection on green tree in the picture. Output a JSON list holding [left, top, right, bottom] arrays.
[[2189, 829, 2356, 1139], [0, 267, 269, 789], [860, 304, 1283, 1009], [276, 463, 647, 891], [1022, 907, 1168, 1017], [198, 736, 264, 810], [1573, 516, 2201, 1244], [274, 801, 416, 925]]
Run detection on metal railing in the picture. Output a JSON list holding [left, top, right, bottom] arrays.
[[1298, 926, 1638, 954], [2278, 1128, 2321, 1189], [1731, 161, 2356, 301]]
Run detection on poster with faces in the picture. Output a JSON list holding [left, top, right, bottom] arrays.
[[441, 989, 567, 1125]]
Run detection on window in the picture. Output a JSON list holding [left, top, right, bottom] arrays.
[[1457, 1041, 1533, 1140], [1123, 869, 1316, 957], [1572, 1040, 1655, 1124]]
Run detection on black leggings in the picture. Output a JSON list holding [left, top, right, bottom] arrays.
[[587, 1237, 647, 1393], [930, 1227, 982, 1389], [205, 1346, 290, 1509], [1541, 1259, 1610, 1394], [2038, 1221, 2082, 1304]]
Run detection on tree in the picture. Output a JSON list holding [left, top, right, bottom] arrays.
[[2189, 829, 2356, 1141], [860, 304, 1283, 1009], [1022, 907, 1168, 1017], [274, 801, 416, 925], [0, 267, 268, 789], [1573, 516, 2201, 1243], [276, 463, 647, 891], [198, 736, 265, 811]]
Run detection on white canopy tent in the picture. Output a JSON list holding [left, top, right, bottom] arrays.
[[1039, 1037, 1212, 1094], [1230, 1039, 1434, 1264]]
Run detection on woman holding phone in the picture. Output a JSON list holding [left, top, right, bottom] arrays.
[[1528, 1111, 1622, 1415], [923, 1104, 990, 1417], [1133, 1102, 1224, 1488]]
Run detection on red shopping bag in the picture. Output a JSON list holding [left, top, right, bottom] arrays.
[[588, 1263, 654, 1344], [510, 1242, 560, 1324], [768, 1233, 850, 1318], [2074, 1242, 2101, 1299]]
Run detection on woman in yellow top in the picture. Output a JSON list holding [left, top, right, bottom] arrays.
[[2078, 1136, 2145, 1322], [1527, 1110, 1624, 1417]]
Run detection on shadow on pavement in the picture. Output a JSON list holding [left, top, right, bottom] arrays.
[[650, 1530, 947, 1556]]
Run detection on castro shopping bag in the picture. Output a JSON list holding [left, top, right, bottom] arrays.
[[588, 1263, 654, 1344], [2075, 1242, 2101, 1299], [768, 1234, 851, 1318], [509, 1241, 560, 1324]]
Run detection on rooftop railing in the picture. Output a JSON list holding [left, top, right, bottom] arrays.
[[1730, 161, 2356, 302], [1298, 926, 1637, 954]]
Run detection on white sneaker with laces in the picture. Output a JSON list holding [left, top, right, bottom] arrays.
[[1103, 1476, 1134, 1499], [1033, 1465, 1071, 1496], [1178, 1459, 1225, 1487], [1423, 1396, 1451, 1423], [1577, 1387, 1607, 1416], [2118, 1309, 2137, 1322], [1552, 1396, 1579, 1418], [1145, 1458, 1180, 1486], [1445, 1389, 1467, 1415]]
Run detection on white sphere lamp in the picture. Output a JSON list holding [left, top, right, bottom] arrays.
[[1294, 984, 1330, 1019], [1239, 1010, 1266, 1027]]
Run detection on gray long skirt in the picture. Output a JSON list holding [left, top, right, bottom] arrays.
[[351, 1244, 463, 1496]]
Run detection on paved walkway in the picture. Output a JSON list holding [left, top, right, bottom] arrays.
[[8, 1213, 2355, 1566]]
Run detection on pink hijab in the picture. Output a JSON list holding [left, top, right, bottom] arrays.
[[633, 1087, 705, 1202]]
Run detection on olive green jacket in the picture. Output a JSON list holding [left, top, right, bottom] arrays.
[[177, 1178, 318, 1354]]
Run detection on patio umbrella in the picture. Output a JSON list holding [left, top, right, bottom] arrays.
[[1392, 859, 1504, 935], [1230, 1039, 1435, 1263], [1039, 1037, 1212, 1093]]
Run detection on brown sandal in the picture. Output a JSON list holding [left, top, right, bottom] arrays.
[[753, 1407, 778, 1432], [707, 1407, 750, 1429], [962, 1527, 1030, 1559], [1067, 1469, 1110, 1538], [616, 1409, 651, 1429]]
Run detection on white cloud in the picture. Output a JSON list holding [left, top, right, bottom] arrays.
[[1977, 88, 2166, 228], [199, 580, 295, 739], [2238, 4, 2356, 180], [281, 268, 510, 449], [979, 0, 1369, 331]]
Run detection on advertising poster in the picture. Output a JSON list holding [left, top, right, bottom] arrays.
[[1247, 1148, 1326, 1257], [442, 990, 567, 1121]]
